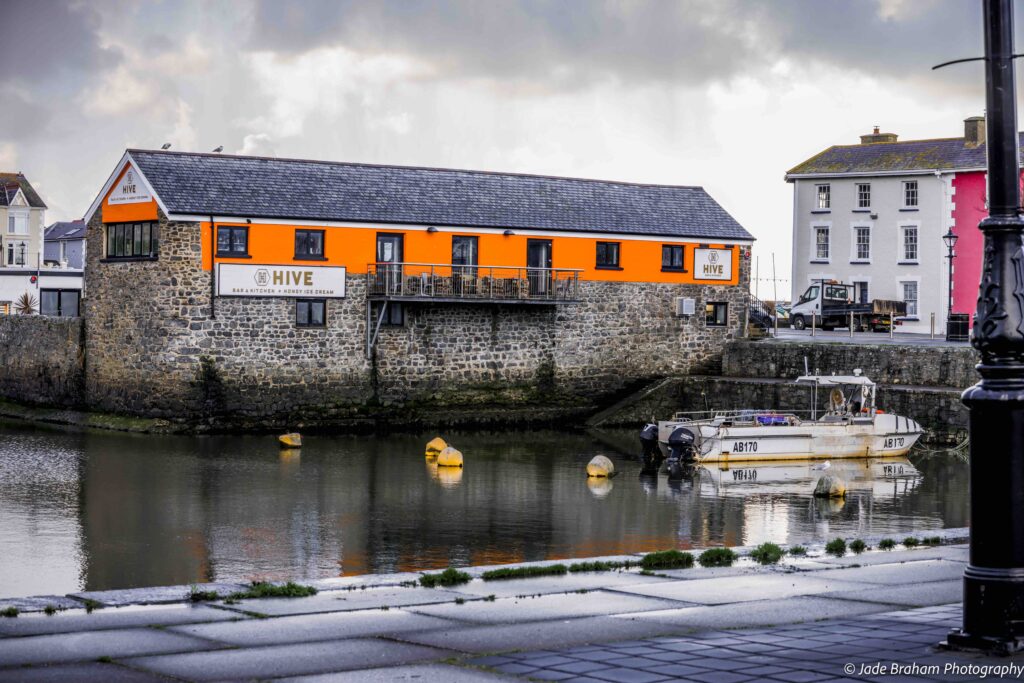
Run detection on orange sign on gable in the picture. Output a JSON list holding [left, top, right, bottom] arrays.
[[102, 164, 158, 223]]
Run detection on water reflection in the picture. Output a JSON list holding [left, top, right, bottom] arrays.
[[0, 421, 969, 598]]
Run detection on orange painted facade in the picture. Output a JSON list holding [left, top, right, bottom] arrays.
[[198, 221, 742, 286], [101, 165, 158, 223]]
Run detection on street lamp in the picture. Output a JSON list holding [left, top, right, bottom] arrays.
[[943, 0, 1024, 654], [943, 228, 958, 333]]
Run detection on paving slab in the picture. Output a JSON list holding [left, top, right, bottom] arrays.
[[611, 596, 892, 630], [811, 546, 968, 566], [0, 627, 218, 667], [275, 663, 517, 681], [0, 662, 169, 682], [311, 573, 426, 592], [446, 573, 670, 599], [609, 574, 876, 605], [125, 637, 451, 681], [0, 603, 244, 637], [395, 615, 680, 654], [804, 559, 966, 584], [0, 596, 84, 614], [821, 579, 962, 607], [408, 590, 691, 624], [214, 586, 465, 617], [641, 565, 783, 581], [69, 582, 246, 607], [168, 608, 460, 646]]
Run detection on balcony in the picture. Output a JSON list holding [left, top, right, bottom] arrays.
[[366, 262, 581, 304]]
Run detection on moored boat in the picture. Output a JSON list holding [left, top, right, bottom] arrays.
[[646, 372, 924, 464]]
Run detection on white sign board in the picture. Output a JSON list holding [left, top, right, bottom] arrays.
[[693, 248, 733, 281], [108, 167, 152, 205], [217, 263, 346, 298]]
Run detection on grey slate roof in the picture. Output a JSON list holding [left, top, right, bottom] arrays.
[[45, 220, 86, 241], [128, 150, 753, 241], [0, 172, 47, 208], [786, 133, 1024, 177]]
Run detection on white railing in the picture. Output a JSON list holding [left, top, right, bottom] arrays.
[[367, 262, 581, 302]]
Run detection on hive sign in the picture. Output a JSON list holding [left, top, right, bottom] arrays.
[[694, 248, 732, 281], [218, 264, 347, 298], [108, 168, 152, 205]]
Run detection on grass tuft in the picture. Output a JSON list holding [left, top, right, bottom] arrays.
[[903, 537, 920, 548], [641, 550, 695, 570], [481, 565, 567, 581], [849, 539, 868, 554], [420, 568, 472, 588], [227, 582, 317, 600], [96, 656, 114, 664], [43, 605, 60, 616], [923, 536, 942, 546], [787, 545, 808, 556], [825, 538, 847, 557], [698, 548, 738, 567], [750, 542, 785, 565], [0, 607, 18, 618], [454, 598, 465, 605], [188, 587, 220, 602], [484, 594, 496, 601], [878, 538, 896, 551], [567, 560, 631, 573]]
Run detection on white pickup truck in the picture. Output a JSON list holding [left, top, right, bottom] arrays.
[[790, 281, 906, 332]]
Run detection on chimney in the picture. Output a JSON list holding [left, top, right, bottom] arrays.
[[964, 115, 986, 147], [860, 126, 899, 144]]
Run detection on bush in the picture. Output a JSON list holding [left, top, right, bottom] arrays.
[[903, 537, 920, 548], [227, 581, 318, 600], [787, 545, 807, 556], [481, 565, 567, 581], [825, 538, 847, 557], [641, 550, 694, 570], [698, 547, 737, 567], [750, 542, 785, 565], [0, 607, 18, 618], [923, 536, 942, 546], [879, 538, 896, 551], [849, 539, 867, 554], [420, 568, 472, 588]]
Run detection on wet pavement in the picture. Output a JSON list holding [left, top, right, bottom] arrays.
[[3, 534, 1018, 682]]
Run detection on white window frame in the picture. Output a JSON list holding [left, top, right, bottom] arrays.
[[898, 222, 920, 264], [899, 278, 921, 319], [852, 279, 871, 305], [7, 209, 29, 235], [902, 180, 919, 208], [815, 184, 831, 210], [810, 222, 831, 263], [856, 183, 871, 209], [850, 223, 872, 263]]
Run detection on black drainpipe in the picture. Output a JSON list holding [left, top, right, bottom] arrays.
[[210, 216, 216, 319]]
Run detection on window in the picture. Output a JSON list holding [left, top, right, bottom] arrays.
[[596, 241, 621, 269], [661, 245, 685, 271], [295, 299, 326, 327], [295, 229, 325, 259], [40, 289, 80, 317], [371, 302, 404, 326], [60, 241, 67, 263], [452, 236, 478, 269], [901, 281, 919, 317], [903, 180, 918, 207], [705, 302, 728, 327], [106, 222, 158, 259], [7, 216, 13, 234], [901, 226, 918, 262], [816, 184, 831, 210], [216, 226, 248, 257], [813, 226, 830, 261], [7, 210, 27, 235], [854, 281, 869, 304], [7, 241, 27, 266], [854, 226, 871, 261], [857, 183, 871, 208], [797, 285, 820, 306]]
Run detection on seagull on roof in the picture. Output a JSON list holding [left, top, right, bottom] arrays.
[[212, 146, 223, 153], [161, 143, 171, 150]]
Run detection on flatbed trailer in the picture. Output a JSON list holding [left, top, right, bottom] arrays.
[[790, 281, 907, 332]]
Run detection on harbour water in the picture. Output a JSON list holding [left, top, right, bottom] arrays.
[[0, 420, 968, 598]]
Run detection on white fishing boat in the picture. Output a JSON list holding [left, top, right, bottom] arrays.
[[649, 371, 924, 464]]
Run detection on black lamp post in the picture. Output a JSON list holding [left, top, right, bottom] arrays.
[[944, 0, 1024, 654], [943, 228, 958, 320]]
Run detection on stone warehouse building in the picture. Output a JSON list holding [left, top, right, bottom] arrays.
[[80, 150, 754, 425]]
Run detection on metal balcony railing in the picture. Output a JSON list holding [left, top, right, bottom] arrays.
[[366, 262, 581, 303]]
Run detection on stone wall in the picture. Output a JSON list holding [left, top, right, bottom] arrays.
[[81, 208, 752, 428], [0, 315, 83, 407], [723, 340, 979, 389]]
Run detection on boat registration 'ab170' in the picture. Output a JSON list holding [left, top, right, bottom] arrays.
[[648, 372, 924, 464]]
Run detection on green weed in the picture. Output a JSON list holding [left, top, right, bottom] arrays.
[[825, 538, 847, 557], [750, 542, 785, 565], [420, 568, 472, 588], [698, 548, 738, 567], [641, 550, 695, 570]]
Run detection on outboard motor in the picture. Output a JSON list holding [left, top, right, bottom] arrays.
[[665, 426, 696, 480], [639, 423, 662, 475]]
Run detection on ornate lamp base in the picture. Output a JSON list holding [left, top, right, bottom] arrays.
[[942, 629, 1024, 655]]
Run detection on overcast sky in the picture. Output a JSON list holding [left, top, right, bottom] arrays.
[[0, 0, 1006, 296]]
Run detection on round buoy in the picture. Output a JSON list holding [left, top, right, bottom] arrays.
[[279, 433, 302, 449], [437, 446, 464, 468], [425, 436, 447, 459], [586, 455, 615, 478]]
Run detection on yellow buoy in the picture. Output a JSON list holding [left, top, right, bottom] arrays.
[[425, 436, 447, 459], [586, 455, 615, 478], [279, 433, 302, 448], [437, 446, 464, 468]]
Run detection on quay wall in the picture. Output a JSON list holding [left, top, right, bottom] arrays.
[[77, 209, 750, 428], [0, 315, 83, 407]]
